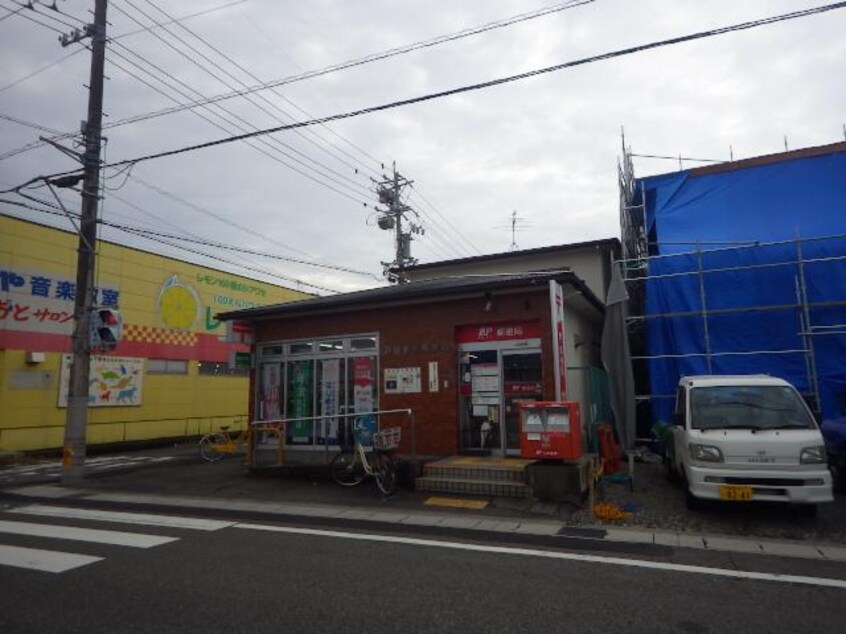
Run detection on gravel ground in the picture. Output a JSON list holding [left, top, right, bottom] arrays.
[[559, 456, 846, 543]]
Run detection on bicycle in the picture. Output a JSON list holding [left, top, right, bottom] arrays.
[[199, 421, 250, 462], [330, 421, 401, 496]]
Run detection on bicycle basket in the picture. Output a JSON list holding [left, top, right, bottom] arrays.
[[372, 426, 402, 450]]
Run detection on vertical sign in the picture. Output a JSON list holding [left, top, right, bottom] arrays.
[[428, 361, 439, 392], [288, 360, 313, 443], [353, 358, 376, 444], [260, 363, 281, 420], [320, 359, 340, 443], [353, 358, 374, 413], [549, 280, 567, 400]]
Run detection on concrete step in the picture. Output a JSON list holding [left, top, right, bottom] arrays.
[[422, 465, 528, 484], [415, 476, 531, 498]]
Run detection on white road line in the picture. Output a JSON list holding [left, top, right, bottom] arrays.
[[234, 523, 846, 590], [8, 505, 234, 532], [0, 520, 178, 549], [0, 545, 103, 574]]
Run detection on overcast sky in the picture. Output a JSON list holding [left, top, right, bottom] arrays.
[[2, 0, 844, 296]]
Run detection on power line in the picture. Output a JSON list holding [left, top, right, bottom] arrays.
[[105, 4, 373, 204], [137, 0, 383, 182], [91, 1, 846, 173], [96, 0, 595, 131], [122, 228, 341, 295], [0, 0, 591, 171], [103, 39, 373, 205], [0, 196, 343, 295], [0, 112, 64, 135], [0, 46, 84, 93], [407, 185, 482, 255], [0, 0, 591, 167], [0, 1, 63, 32], [128, 175, 317, 260], [102, 221, 381, 278], [112, 0, 248, 40], [0, 3, 24, 20], [3, 0, 83, 31]]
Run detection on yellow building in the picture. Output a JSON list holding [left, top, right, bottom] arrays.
[[0, 216, 310, 451]]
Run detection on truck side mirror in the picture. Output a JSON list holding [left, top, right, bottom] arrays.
[[671, 412, 684, 426]]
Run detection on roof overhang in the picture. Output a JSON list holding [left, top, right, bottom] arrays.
[[217, 271, 604, 323]]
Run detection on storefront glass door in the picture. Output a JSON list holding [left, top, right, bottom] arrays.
[[502, 351, 543, 454], [458, 345, 542, 456]]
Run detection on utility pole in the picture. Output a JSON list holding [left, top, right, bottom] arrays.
[[373, 163, 423, 283], [62, 0, 108, 483]]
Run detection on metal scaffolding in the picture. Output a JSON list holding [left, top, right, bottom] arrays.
[[617, 145, 846, 434]]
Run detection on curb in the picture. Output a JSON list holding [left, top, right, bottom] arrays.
[[2, 483, 845, 563]]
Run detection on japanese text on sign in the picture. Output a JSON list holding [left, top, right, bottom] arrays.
[[1, 269, 119, 306]]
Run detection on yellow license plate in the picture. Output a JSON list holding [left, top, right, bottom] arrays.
[[719, 485, 753, 501]]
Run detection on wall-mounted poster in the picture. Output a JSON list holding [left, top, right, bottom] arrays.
[[287, 360, 313, 443], [319, 359, 340, 442], [260, 363, 281, 420], [383, 367, 421, 394], [58, 355, 144, 407]]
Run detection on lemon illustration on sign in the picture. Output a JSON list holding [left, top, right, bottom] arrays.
[[158, 275, 199, 330]]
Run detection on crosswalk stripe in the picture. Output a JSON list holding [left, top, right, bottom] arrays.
[[0, 520, 178, 548], [8, 505, 235, 531], [0, 544, 103, 573]]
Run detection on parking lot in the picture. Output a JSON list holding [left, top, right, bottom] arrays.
[[558, 457, 846, 544]]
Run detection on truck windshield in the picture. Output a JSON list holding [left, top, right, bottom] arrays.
[[689, 385, 816, 431]]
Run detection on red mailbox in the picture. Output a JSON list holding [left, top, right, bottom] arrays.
[[519, 401, 582, 460]]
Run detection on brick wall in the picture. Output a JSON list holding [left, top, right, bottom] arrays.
[[251, 289, 556, 456]]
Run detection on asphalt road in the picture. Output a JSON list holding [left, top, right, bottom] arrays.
[[1, 502, 844, 633]]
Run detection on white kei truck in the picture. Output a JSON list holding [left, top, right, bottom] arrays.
[[665, 375, 834, 514]]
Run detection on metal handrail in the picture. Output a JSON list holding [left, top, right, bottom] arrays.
[[250, 408, 416, 461]]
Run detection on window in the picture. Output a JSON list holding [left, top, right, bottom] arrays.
[[690, 385, 815, 430], [198, 362, 249, 377], [350, 337, 377, 351], [255, 334, 378, 450], [318, 339, 344, 353], [146, 359, 188, 375]]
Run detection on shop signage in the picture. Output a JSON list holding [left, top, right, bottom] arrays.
[[455, 321, 540, 344], [549, 281, 567, 399], [1, 266, 118, 337], [382, 342, 451, 355]]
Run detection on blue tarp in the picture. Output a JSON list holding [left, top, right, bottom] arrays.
[[638, 149, 846, 423]]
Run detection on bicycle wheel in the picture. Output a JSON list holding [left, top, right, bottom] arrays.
[[374, 451, 398, 496], [199, 433, 227, 462], [330, 450, 365, 486]]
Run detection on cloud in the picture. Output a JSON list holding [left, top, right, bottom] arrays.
[[1, 0, 843, 294]]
